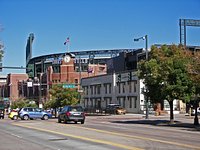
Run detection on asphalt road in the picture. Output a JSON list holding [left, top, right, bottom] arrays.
[[0, 114, 200, 150]]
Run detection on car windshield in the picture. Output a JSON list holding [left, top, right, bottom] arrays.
[[116, 106, 124, 109], [69, 106, 83, 112]]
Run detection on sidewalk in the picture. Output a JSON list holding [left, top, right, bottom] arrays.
[[88, 113, 200, 131]]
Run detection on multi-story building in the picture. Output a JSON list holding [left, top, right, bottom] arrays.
[[0, 75, 7, 100], [0, 74, 29, 101], [81, 71, 145, 113]]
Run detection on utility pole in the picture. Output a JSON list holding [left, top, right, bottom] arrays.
[[134, 35, 149, 119]]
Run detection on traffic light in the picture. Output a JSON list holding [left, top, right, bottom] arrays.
[[128, 72, 132, 81], [0, 63, 2, 72], [118, 74, 121, 82]]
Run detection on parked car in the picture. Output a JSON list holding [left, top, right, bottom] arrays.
[[105, 104, 126, 115], [58, 106, 85, 124], [0, 109, 4, 119], [191, 107, 200, 116], [0, 100, 5, 119], [8, 109, 18, 120], [18, 107, 52, 120]]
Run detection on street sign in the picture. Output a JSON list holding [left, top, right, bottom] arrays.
[[63, 84, 75, 88], [27, 82, 33, 87]]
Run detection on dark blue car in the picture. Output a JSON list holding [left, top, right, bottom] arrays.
[[18, 107, 52, 120]]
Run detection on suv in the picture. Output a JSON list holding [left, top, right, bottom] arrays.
[[105, 104, 126, 115], [18, 107, 52, 120], [58, 106, 85, 124]]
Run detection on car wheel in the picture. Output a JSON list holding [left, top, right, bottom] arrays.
[[13, 115, 18, 120], [64, 116, 68, 123], [58, 117, 61, 123], [43, 115, 49, 120], [81, 120, 85, 124], [23, 115, 29, 120], [74, 121, 77, 124]]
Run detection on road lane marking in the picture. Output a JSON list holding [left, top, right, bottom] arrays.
[[11, 133, 22, 139], [65, 124, 200, 150], [13, 123, 143, 150]]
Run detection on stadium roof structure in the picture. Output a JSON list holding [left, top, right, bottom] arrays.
[[27, 48, 138, 64], [26, 48, 141, 78]]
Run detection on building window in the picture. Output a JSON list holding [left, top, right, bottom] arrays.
[[122, 82, 125, 93], [134, 81, 137, 92], [96, 85, 101, 95], [128, 82, 132, 93], [118, 83, 121, 93], [129, 96, 137, 108], [134, 97, 137, 108], [90, 99, 93, 107], [86, 99, 89, 107], [118, 82, 125, 94], [109, 83, 111, 94], [83, 86, 88, 95], [90, 86, 94, 95], [86, 86, 88, 95], [104, 83, 111, 94], [104, 84, 107, 94], [129, 97, 132, 108], [52, 65, 60, 73]]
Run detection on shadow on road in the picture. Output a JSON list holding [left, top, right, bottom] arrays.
[[111, 119, 200, 132]]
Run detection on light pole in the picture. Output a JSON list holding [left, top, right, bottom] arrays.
[[134, 35, 149, 119], [134, 35, 148, 60]]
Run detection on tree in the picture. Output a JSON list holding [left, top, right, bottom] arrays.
[[44, 84, 79, 116], [187, 50, 200, 125], [138, 45, 194, 123], [0, 25, 4, 61], [0, 41, 4, 61], [11, 98, 38, 109]]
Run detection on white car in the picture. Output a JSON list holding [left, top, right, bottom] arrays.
[[191, 107, 200, 116]]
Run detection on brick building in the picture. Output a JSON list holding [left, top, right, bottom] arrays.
[[0, 74, 28, 101]]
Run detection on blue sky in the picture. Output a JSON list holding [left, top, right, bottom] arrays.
[[0, 0, 200, 74]]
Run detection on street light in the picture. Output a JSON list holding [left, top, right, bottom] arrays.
[[134, 35, 148, 60], [134, 35, 149, 119]]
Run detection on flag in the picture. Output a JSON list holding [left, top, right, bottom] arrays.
[[87, 67, 93, 73], [64, 37, 70, 45]]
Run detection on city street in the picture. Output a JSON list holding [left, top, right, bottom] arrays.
[[0, 114, 200, 150]]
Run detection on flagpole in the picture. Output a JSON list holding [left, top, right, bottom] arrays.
[[67, 40, 70, 53], [64, 37, 70, 53]]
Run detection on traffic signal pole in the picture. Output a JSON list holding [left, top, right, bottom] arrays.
[[0, 66, 32, 72]]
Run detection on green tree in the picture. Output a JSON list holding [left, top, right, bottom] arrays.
[[138, 45, 194, 123], [0, 41, 4, 61], [44, 84, 79, 111], [11, 98, 37, 109], [187, 51, 200, 125]]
